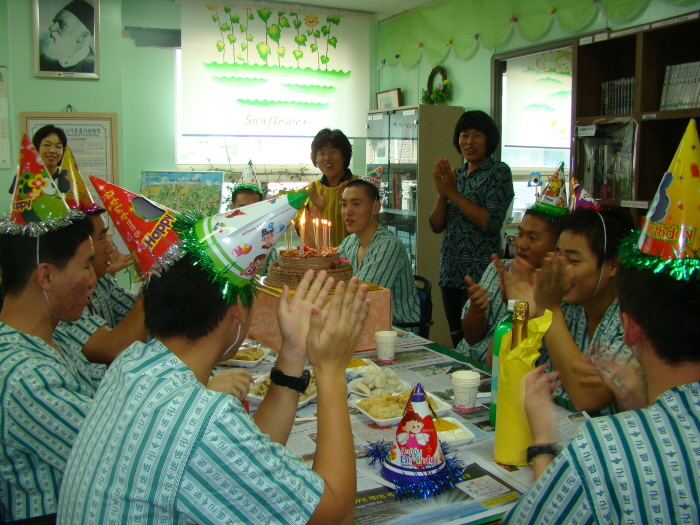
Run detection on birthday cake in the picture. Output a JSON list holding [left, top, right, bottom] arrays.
[[264, 247, 353, 289]]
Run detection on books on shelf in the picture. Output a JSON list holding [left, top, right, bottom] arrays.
[[660, 61, 700, 111], [600, 78, 635, 115]]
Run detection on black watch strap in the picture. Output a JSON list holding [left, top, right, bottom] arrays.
[[269, 367, 311, 394], [527, 444, 558, 465]]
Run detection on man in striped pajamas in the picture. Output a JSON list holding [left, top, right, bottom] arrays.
[[338, 179, 420, 325], [504, 251, 700, 523]]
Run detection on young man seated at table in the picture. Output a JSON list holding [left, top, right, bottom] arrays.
[[504, 244, 700, 523], [57, 259, 370, 523], [338, 178, 420, 325], [456, 207, 564, 362]]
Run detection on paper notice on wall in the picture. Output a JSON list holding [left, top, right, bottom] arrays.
[[0, 67, 10, 168]]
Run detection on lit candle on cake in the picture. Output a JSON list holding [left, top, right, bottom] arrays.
[[299, 212, 306, 256], [313, 218, 319, 249], [327, 220, 332, 248]]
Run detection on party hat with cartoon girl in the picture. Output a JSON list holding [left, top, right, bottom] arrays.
[[3, 134, 79, 234], [366, 384, 464, 500], [61, 146, 104, 214], [620, 119, 700, 280], [90, 176, 180, 278], [530, 161, 568, 219]]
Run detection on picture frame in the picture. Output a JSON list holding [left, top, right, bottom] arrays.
[[21, 111, 118, 185], [33, 0, 100, 79], [376, 89, 402, 110]]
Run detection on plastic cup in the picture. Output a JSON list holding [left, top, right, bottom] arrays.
[[375, 331, 397, 363], [452, 370, 480, 413]]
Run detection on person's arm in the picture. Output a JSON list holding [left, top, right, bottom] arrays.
[[523, 365, 560, 479], [462, 275, 490, 345], [252, 269, 335, 444], [432, 158, 488, 229], [107, 250, 134, 275], [306, 277, 371, 525], [534, 257, 614, 412], [208, 368, 253, 402], [82, 298, 148, 365]]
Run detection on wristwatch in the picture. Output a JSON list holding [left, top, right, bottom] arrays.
[[527, 444, 558, 465], [269, 367, 311, 394]]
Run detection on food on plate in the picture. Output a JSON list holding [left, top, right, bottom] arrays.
[[347, 358, 368, 368], [356, 388, 438, 420], [233, 346, 264, 361], [354, 367, 402, 396], [251, 370, 317, 402], [434, 418, 472, 442]]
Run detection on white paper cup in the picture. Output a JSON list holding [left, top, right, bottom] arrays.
[[375, 331, 397, 363], [452, 370, 480, 413]]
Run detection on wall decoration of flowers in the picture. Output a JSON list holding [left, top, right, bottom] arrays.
[[421, 66, 453, 105]]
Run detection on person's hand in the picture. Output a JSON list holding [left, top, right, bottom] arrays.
[[575, 356, 647, 411], [464, 275, 490, 311], [208, 369, 253, 402], [432, 158, 459, 198], [277, 269, 335, 361], [108, 250, 134, 275], [534, 254, 569, 314], [306, 276, 371, 373], [524, 364, 561, 444], [501, 258, 537, 311], [309, 183, 326, 211]]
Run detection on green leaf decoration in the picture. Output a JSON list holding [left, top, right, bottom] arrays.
[[279, 16, 291, 28], [328, 36, 337, 48], [227, 34, 236, 44], [277, 47, 286, 57], [320, 55, 329, 64], [268, 24, 281, 44], [246, 34, 254, 41], [294, 34, 307, 46], [257, 9, 271, 22], [216, 40, 225, 52], [237, 54, 245, 61], [290, 12, 297, 16], [220, 23, 230, 31], [247, 12, 254, 20], [293, 19, 302, 29], [314, 30, 320, 38], [307, 29, 312, 35], [212, 14, 219, 22], [231, 15, 239, 23], [293, 49, 303, 60], [240, 24, 247, 32], [278, 11, 285, 16], [223, 6, 231, 13], [327, 16, 340, 25], [256, 42, 271, 61], [310, 43, 318, 52], [241, 43, 248, 51], [321, 25, 330, 36]]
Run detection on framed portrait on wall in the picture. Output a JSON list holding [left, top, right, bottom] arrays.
[[33, 0, 100, 79]]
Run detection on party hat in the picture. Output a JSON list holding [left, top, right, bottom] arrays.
[[360, 165, 383, 190], [234, 160, 264, 197], [570, 178, 599, 210], [2, 134, 78, 236], [61, 146, 103, 214], [90, 176, 179, 278], [620, 119, 700, 280], [531, 162, 568, 219], [172, 190, 310, 306]]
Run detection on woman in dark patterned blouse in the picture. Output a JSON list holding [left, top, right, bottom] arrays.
[[430, 111, 514, 347]]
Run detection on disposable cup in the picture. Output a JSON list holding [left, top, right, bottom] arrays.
[[452, 370, 480, 413], [375, 331, 397, 363]]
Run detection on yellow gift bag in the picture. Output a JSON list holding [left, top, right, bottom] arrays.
[[493, 309, 552, 466]]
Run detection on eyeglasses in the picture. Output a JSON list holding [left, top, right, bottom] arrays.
[[39, 142, 64, 152]]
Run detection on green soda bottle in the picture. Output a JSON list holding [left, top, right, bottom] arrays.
[[490, 299, 517, 427]]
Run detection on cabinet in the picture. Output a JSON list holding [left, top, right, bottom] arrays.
[[571, 11, 700, 210], [366, 104, 464, 348]]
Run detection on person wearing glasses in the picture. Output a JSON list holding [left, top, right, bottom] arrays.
[[8, 125, 70, 196]]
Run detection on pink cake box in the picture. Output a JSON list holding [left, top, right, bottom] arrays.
[[249, 283, 392, 353]]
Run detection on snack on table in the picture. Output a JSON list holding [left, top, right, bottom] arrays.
[[251, 370, 317, 402], [233, 347, 264, 362], [356, 388, 438, 420], [265, 247, 353, 289], [352, 366, 403, 396]]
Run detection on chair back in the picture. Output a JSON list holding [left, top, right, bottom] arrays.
[[394, 275, 434, 339]]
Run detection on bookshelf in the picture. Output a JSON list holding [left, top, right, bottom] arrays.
[[571, 11, 700, 212]]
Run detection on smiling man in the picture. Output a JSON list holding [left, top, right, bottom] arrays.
[[39, 0, 95, 73], [338, 178, 420, 325]]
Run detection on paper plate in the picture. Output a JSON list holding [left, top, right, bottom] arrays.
[[347, 378, 411, 397], [218, 345, 271, 369], [247, 372, 317, 409], [345, 358, 377, 377], [351, 391, 451, 427], [435, 417, 475, 446]]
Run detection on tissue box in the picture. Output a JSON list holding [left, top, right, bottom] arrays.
[[249, 284, 392, 352]]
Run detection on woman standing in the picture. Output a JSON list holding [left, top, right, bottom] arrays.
[[9, 124, 70, 195], [308, 128, 357, 247], [430, 111, 514, 347]]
